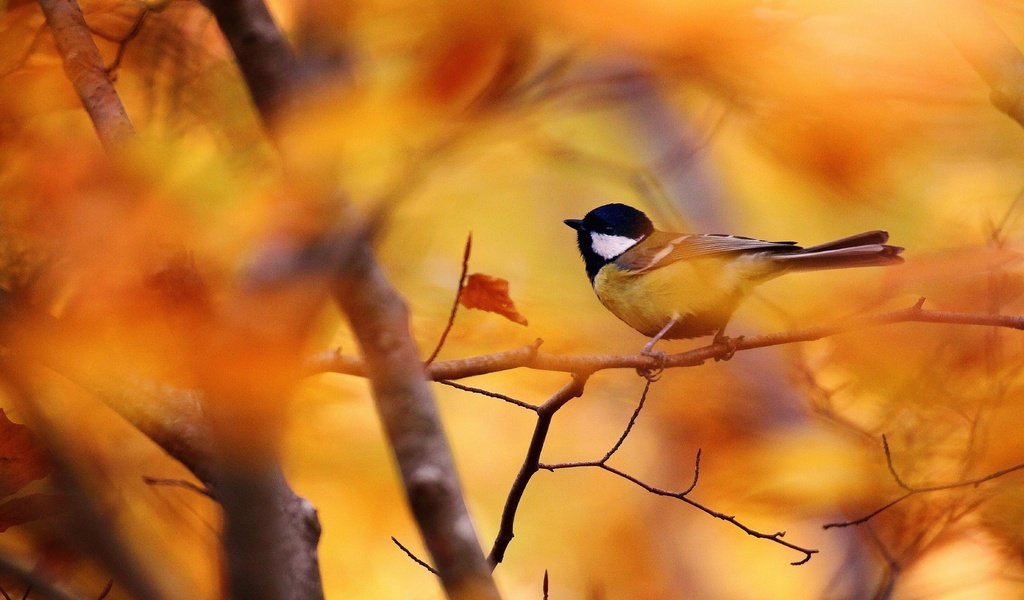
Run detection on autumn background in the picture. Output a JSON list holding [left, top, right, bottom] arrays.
[[2, 0, 1024, 598]]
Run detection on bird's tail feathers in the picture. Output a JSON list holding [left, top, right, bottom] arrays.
[[801, 230, 890, 253], [772, 242, 904, 271]]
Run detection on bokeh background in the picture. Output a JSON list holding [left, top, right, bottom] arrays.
[[3, 0, 1024, 598]]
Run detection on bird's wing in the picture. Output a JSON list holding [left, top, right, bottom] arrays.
[[617, 231, 801, 273]]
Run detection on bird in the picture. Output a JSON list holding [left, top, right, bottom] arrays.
[[564, 203, 904, 354]]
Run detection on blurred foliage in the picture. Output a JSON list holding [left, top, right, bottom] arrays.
[[3, 0, 1024, 598]]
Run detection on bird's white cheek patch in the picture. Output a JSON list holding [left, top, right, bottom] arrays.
[[590, 233, 638, 259]]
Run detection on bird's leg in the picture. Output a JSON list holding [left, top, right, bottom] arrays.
[[642, 316, 678, 356], [712, 325, 743, 362], [637, 317, 677, 381]]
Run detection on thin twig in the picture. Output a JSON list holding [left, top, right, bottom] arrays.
[[600, 379, 651, 463], [95, 580, 113, 600], [0, 24, 47, 78], [0, 584, 11, 600], [436, 379, 539, 412], [425, 233, 472, 365], [390, 537, 438, 576], [539, 383, 816, 565], [142, 476, 216, 499], [103, 9, 150, 76], [0, 552, 90, 600], [823, 435, 1024, 529]]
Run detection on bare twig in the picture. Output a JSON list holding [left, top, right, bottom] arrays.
[[0, 367, 171, 600], [539, 381, 817, 565], [0, 523, 123, 600], [823, 435, 1024, 529], [314, 300, 1024, 382], [101, 9, 150, 76], [436, 379, 539, 412], [487, 374, 590, 566], [425, 233, 472, 365], [37, 0, 134, 150], [0, 24, 47, 78], [142, 476, 216, 499], [588, 460, 818, 565], [600, 379, 651, 463], [391, 536, 439, 576]]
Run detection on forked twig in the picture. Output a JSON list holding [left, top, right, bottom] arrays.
[[487, 374, 590, 566], [541, 381, 817, 566], [823, 435, 1024, 529]]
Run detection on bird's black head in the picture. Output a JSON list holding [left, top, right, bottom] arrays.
[[564, 203, 654, 282]]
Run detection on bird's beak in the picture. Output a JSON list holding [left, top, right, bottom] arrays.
[[563, 219, 584, 231]]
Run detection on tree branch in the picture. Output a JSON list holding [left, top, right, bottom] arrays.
[[487, 374, 590, 566], [36, 0, 134, 150], [201, 0, 297, 125], [313, 299, 1024, 381], [0, 551, 93, 600], [823, 434, 1024, 529], [539, 381, 818, 566], [332, 232, 501, 599], [199, 0, 502, 588]]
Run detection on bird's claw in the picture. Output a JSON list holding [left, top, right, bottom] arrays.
[[637, 348, 667, 381], [713, 335, 743, 362]]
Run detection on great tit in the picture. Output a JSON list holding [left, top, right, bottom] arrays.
[[564, 203, 904, 351]]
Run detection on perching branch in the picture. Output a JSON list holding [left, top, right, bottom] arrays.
[[823, 434, 1024, 529], [312, 298, 1024, 381], [318, 296, 1024, 568], [36, 0, 134, 150]]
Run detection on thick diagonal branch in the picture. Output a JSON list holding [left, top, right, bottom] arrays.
[[333, 236, 501, 600], [201, 0, 297, 125]]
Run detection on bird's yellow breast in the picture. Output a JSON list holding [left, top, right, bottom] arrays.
[[592, 255, 766, 338]]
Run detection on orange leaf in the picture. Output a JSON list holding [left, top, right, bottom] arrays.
[[0, 493, 67, 532], [0, 410, 52, 498], [459, 273, 528, 326]]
